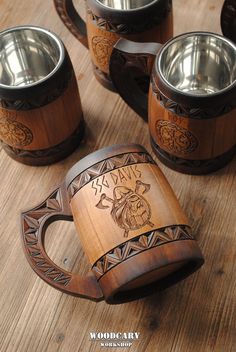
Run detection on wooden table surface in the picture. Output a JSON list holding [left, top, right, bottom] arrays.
[[0, 0, 235, 351]]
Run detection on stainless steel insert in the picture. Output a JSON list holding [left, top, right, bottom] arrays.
[[0, 27, 63, 88], [97, 0, 156, 10], [158, 33, 236, 95]]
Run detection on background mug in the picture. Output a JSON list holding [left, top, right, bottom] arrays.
[[54, 0, 173, 91], [221, 0, 236, 44], [0, 26, 84, 166], [21, 144, 204, 304], [110, 32, 236, 174]]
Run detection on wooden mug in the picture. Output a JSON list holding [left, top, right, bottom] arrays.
[[54, 0, 173, 91], [21, 144, 204, 304], [110, 32, 236, 174], [221, 0, 236, 43], [0, 26, 84, 166]]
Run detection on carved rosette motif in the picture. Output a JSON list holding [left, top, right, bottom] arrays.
[[92, 36, 114, 70], [0, 119, 33, 147], [87, 1, 172, 34], [92, 225, 194, 278], [151, 77, 235, 119], [22, 188, 72, 286], [68, 152, 155, 199], [155, 120, 198, 155], [2, 121, 84, 162]]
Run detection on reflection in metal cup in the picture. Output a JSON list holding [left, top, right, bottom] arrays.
[[158, 33, 236, 95], [0, 27, 63, 87]]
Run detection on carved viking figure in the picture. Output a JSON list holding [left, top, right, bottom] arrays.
[[96, 180, 154, 237]]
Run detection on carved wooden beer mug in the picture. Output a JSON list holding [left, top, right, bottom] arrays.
[[54, 0, 173, 91], [110, 32, 236, 174], [21, 144, 204, 304], [0, 26, 84, 165]]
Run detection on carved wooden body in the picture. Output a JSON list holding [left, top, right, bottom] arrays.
[[110, 35, 236, 174], [21, 144, 204, 304], [0, 49, 84, 166], [149, 82, 236, 174], [54, 0, 173, 91]]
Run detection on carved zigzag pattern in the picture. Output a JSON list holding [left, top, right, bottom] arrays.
[[87, 1, 172, 34], [151, 77, 235, 119], [92, 225, 193, 278], [23, 189, 71, 286], [68, 152, 154, 199]]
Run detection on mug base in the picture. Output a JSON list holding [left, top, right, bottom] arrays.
[[93, 65, 117, 92], [2, 119, 85, 166], [98, 238, 204, 305], [151, 137, 236, 175]]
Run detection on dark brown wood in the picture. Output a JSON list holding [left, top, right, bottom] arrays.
[[21, 144, 204, 304], [110, 36, 236, 174], [221, 0, 236, 43], [54, 0, 173, 90], [151, 137, 236, 174], [53, 0, 88, 48], [21, 183, 104, 301], [110, 40, 162, 119]]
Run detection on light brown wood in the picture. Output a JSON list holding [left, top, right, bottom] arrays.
[[71, 163, 188, 265], [0, 0, 235, 351], [0, 75, 83, 150]]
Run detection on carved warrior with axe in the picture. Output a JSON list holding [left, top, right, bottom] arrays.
[[96, 180, 154, 237]]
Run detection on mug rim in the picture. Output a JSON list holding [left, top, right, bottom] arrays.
[[156, 31, 236, 99], [65, 143, 148, 189], [0, 25, 65, 90], [95, 0, 158, 12]]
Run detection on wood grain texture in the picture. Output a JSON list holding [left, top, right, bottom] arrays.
[[0, 0, 235, 351], [71, 162, 189, 264], [0, 75, 83, 150]]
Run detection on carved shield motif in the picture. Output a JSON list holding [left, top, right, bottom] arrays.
[[0, 118, 33, 147], [96, 180, 154, 237], [155, 120, 198, 154]]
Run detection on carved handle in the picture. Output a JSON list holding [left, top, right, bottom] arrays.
[[110, 39, 162, 120], [54, 0, 88, 48], [21, 184, 103, 301]]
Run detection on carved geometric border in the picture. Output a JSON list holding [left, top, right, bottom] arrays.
[[0, 70, 72, 111], [22, 188, 72, 287], [68, 152, 155, 199], [87, 1, 172, 34], [92, 225, 194, 279], [151, 77, 236, 119], [151, 137, 236, 171]]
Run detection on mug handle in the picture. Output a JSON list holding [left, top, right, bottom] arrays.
[[54, 0, 88, 48], [110, 39, 162, 120], [21, 183, 103, 301]]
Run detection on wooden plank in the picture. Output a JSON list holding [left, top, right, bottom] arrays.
[[0, 0, 235, 351]]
